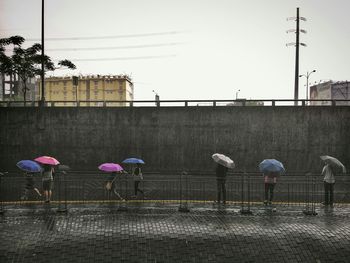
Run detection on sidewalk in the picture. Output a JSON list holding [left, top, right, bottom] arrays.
[[1, 204, 350, 263]]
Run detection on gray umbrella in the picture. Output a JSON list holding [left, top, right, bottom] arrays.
[[320, 155, 346, 174]]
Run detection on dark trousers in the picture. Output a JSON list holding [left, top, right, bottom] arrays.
[[134, 181, 144, 196], [324, 182, 335, 205], [264, 183, 275, 202], [217, 179, 226, 203]]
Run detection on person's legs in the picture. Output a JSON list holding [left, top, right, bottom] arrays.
[[264, 183, 269, 204], [269, 184, 275, 202], [34, 188, 42, 197], [134, 181, 138, 196], [217, 180, 221, 203], [134, 181, 144, 196], [222, 180, 226, 204], [324, 182, 330, 205], [329, 183, 335, 205]]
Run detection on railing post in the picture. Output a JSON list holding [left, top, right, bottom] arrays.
[[185, 101, 188, 107], [331, 100, 336, 106], [240, 171, 252, 214], [302, 100, 305, 106], [213, 101, 217, 107], [118, 173, 128, 211], [272, 100, 275, 107], [179, 171, 189, 212], [130, 101, 133, 107], [303, 172, 317, 216], [57, 171, 67, 213], [0, 173, 4, 214]]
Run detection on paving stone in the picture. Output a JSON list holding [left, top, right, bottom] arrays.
[[1, 205, 350, 262]]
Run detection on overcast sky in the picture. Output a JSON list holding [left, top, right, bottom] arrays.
[[1, 0, 349, 101]]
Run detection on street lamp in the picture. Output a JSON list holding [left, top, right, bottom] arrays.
[[299, 70, 316, 103], [235, 89, 240, 100], [152, 90, 159, 106]]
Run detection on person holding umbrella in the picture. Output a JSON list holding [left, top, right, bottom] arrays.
[[122, 158, 145, 199], [320, 155, 346, 206], [132, 163, 144, 198], [212, 153, 235, 205], [99, 163, 125, 201], [42, 164, 55, 203], [259, 159, 285, 206], [34, 156, 60, 203], [17, 160, 42, 200], [263, 171, 278, 205]]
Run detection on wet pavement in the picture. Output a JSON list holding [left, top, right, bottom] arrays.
[[1, 203, 350, 263]]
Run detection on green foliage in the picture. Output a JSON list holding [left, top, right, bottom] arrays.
[[0, 35, 76, 102]]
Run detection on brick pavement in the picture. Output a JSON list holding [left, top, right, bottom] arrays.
[[1, 205, 350, 263]]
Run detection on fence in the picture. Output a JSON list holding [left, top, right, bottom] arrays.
[[1, 99, 350, 107], [1, 172, 349, 214]]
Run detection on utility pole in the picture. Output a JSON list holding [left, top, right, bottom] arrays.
[[40, 0, 45, 106], [287, 7, 307, 106]]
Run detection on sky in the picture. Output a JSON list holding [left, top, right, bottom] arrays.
[[0, 0, 349, 101]]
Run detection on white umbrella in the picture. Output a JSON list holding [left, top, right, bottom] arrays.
[[320, 155, 346, 174], [212, 153, 235, 169]]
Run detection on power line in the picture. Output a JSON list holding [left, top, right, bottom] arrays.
[[46, 42, 184, 51], [58, 55, 177, 62], [26, 31, 184, 41]]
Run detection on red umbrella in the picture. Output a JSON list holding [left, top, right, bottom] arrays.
[[34, 156, 60, 166]]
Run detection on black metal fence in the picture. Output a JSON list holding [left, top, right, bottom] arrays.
[[1, 172, 349, 214]]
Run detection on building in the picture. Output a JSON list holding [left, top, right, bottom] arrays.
[[1, 73, 36, 102], [37, 75, 134, 106], [310, 81, 350, 105]]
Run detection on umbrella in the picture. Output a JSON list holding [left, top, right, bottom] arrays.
[[320, 155, 346, 174], [57, 164, 70, 171], [259, 159, 285, 174], [122, 158, 145, 164], [16, 160, 42, 173], [212, 153, 235, 169], [34, 156, 60, 166], [98, 163, 124, 172]]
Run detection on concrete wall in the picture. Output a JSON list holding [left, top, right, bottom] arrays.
[[0, 106, 349, 173]]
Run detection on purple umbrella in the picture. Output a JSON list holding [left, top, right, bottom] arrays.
[[98, 163, 124, 172]]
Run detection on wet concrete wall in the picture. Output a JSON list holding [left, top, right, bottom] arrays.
[[0, 106, 349, 173]]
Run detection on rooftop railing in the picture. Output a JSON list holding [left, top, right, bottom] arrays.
[[0, 99, 350, 107]]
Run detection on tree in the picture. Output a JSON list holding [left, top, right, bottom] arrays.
[[0, 35, 76, 103]]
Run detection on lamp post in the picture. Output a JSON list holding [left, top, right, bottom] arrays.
[[152, 90, 159, 106], [235, 89, 240, 100], [40, 0, 45, 106], [299, 70, 316, 103]]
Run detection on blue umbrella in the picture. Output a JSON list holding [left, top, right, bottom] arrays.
[[122, 158, 145, 164], [16, 160, 42, 173], [259, 159, 285, 174]]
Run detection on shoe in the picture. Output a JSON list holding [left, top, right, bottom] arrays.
[[321, 202, 329, 206], [263, 200, 268, 205], [268, 201, 272, 205], [44, 200, 50, 203]]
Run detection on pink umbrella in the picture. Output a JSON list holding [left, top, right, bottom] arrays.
[[34, 156, 60, 166], [98, 163, 124, 172]]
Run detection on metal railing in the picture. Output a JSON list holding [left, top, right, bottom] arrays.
[[1, 99, 350, 107], [1, 172, 349, 214]]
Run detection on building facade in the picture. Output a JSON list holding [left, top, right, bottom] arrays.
[[1, 73, 36, 102], [37, 75, 134, 106], [309, 81, 350, 105]]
